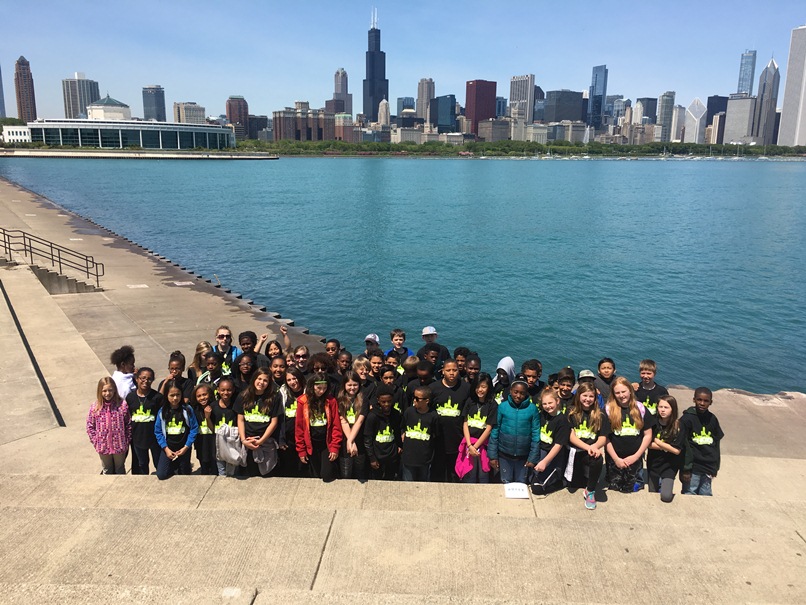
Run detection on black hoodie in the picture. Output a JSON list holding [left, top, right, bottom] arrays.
[[680, 406, 724, 475]]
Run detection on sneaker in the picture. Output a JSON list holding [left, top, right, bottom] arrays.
[[584, 489, 596, 510]]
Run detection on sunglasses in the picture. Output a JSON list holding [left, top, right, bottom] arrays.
[[295, 354, 308, 359], [217, 334, 231, 339]]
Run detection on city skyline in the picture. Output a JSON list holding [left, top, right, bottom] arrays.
[[0, 2, 804, 122]]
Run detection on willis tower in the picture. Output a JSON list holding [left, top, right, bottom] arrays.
[[362, 8, 388, 123]]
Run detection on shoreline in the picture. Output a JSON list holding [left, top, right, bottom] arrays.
[[0, 148, 278, 160]]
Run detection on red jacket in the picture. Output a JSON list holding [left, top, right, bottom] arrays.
[[295, 394, 343, 457]]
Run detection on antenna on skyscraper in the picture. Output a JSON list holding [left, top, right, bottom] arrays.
[[371, 7, 378, 29]]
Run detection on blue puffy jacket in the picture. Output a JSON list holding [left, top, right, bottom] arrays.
[[488, 395, 541, 464]]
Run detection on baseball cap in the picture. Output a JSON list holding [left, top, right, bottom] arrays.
[[578, 369, 596, 382], [364, 333, 380, 345], [421, 326, 437, 336]]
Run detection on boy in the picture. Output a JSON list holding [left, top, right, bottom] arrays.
[[556, 367, 576, 412], [368, 350, 385, 381], [363, 385, 403, 481], [464, 354, 481, 385], [401, 385, 440, 481], [430, 359, 471, 482], [405, 360, 435, 407], [416, 326, 450, 370], [680, 387, 723, 496], [385, 328, 414, 360], [453, 346, 471, 378], [521, 359, 546, 399], [634, 359, 669, 416], [594, 357, 617, 402]]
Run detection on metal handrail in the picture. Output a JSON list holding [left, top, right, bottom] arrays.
[[0, 227, 105, 287]]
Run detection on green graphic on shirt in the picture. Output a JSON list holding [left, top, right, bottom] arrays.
[[310, 412, 327, 427], [346, 409, 356, 425], [494, 392, 503, 404], [654, 428, 665, 443], [199, 418, 213, 434], [467, 408, 487, 430], [284, 399, 297, 418], [405, 420, 431, 441], [644, 398, 657, 415], [540, 425, 554, 444], [375, 424, 394, 443], [437, 396, 460, 417], [615, 415, 640, 437], [131, 404, 155, 423], [244, 404, 271, 424], [574, 419, 596, 441], [691, 427, 714, 445], [165, 417, 185, 435], [215, 416, 233, 430]]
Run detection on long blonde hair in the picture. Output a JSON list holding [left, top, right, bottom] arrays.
[[95, 376, 122, 412], [190, 341, 213, 373], [606, 376, 643, 431], [569, 382, 603, 433]]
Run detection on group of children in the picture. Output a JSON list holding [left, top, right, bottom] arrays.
[[86, 325, 724, 508]]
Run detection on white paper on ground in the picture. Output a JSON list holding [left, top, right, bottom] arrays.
[[565, 448, 576, 482], [504, 482, 530, 499]]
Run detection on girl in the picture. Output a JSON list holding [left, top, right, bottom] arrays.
[[154, 381, 198, 480], [352, 357, 377, 401], [110, 345, 136, 400], [647, 394, 684, 502], [337, 372, 368, 481], [293, 345, 310, 373], [488, 380, 541, 484], [325, 339, 341, 359], [126, 367, 163, 475], [234, 368, 282, 477], [605, 376, 656, 493], [277, 366, 305, 477], [212, 378, 238, 476], [567, 382, 610, 509], [232, 352, 256, 392], [458, 372, 497, 484], [492, 356, 515, 404], [191, 383, 217, 475], [533, 388, 570, 495], [187, 341, 213, 385], [157, 351, 190, 403], [87, 376, 131, 475], [336, 350, 353, 377], [265, 339, 284, 359], [295, 372, 343, 482]]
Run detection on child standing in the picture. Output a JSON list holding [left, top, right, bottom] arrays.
[[533, 388, 570, 495], [295, 372, 343, 482], [680, 387, 724, 496], [363, 385, 403, 480], [400, 385, 440, 481], [126, 367, 163, 475], [430, 359, 471, 482], [211, 378, 237, 476], [385, 328, 414, 360], [566, 382, 610, 509], [234, 368, 282, 477], [647, 395, 684, 502], [488, 380, 541, 484], [458, 373, 497, 484], [191, 383, 218, 475], [338, 372, 369, 481], [87, 376, 131, 475], [594, 357, 617, 402], [154, 381, 198, 480], [634, 359, 669, 417], [605, 377, 655, 492]]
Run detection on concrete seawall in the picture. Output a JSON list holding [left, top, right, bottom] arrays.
[[0, 149, 279, 160]]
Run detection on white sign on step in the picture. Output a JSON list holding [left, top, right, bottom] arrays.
[[127, 284, 149, 289]]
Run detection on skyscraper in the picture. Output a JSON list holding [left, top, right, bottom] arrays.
[[142, 85, 166, 121], [0, 62, 6, 118], [635, 97, 657, 123], [496, 96, 507, 118], [509, 74, 535, 123], [752, 58, 779, 146], [465, 80, 496, 136], [588, 65, 608, 130], [416, 78, 435, 120], [724, 94, 756, 144], [62, 73, 100, 119], [397, 96, 414, 116], [14, 56, 36, 122], [226, 96, 249, 140], [706, 95, 729, 126], [778, 25, 806, 147], [362, 9, 388, 123], [378, 98, 390, 127], [544, 90, 584, 123], [429, 94, 457, 133], [173, 102, 206, 124], [657, 91, 675, 142], [684, 98, 707, 143], [737, 50, 757, 95], [333, 68, 353, 116]]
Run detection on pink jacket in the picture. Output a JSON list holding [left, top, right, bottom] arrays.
[[86, 400, 131, 455], [455, 437, 491, 479]]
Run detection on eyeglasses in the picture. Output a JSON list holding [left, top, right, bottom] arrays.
[[413, 396, 429, 402], [217, 334, 231, 340]]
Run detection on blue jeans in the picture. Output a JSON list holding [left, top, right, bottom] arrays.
[[156, 449, 192, 480], [498, 454, 528, 484], [132, 444, 162, 475], [401, 464, 430, 482], [683, 472, 713, 496]]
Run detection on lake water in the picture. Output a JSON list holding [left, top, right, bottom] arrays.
[[1, 156, 804, 394]]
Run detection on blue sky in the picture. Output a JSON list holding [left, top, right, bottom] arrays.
[[2, 0, 805, 120]]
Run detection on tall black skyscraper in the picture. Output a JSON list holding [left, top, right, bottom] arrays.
[[362, 9, 388, 123]]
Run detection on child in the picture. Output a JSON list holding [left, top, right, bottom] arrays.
[[157, 351, 191, 404], [457, 373, 497, 483], [87, 376, 131, 475], [352, 357, 377, 401], [336, 350, 353, 377], [126, 367, 163, 475], [363, 385, 403, 480], [464, 354, 481, 385], [594, 357, 617, 402], [187, 342, 212, 385], [266, 339, 284, 359], [605, 377, 655, 493], [430, 359, 471, 483], [556, 367, 576, 412], [487, 380, 540, 484], [400, 385, 440, 481], [398, 356, 420, 392], [680, 387, 724, 496], [379, 365, 406, 412], [647, 394, 684, 502], [385, 328, 414, 359], [634, 359, 669, 416], [493, 357, 515, 403], [533, 388, 570, 495], [521, 359, 547, 400], [567, 382, 610, 509], [324, 339, 341, 360], [295, 372, 343, 482], [110, 345, 136, 400], [277, 367, 305, 477], [453, 347, 470, 378], [211, 378, 237, 476], [154, 381, 198, 480], [337, 371, 369, 481], [196, 352, 225, 389], [191, 383, 217, 475], [233, 368, 282, 477]]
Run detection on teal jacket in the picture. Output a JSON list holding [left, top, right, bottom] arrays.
[[488, 395, 541, 464]]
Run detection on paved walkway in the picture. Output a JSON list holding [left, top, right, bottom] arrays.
[[1, 176, 805, 604]]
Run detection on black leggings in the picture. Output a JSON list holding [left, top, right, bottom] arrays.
[[307, 439, 338, 482], [570, 450, 604, 492]]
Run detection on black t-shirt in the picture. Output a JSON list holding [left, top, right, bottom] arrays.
[[308, 405, 328, 442], [431, 380, 471, 454], [646, 422, 685, 477], [539, 410, 571, 452], [162, 406, 190, 450], [341, 396, 370, 453], [126, 389, 163, 449], [401, 406, 439, 467], [363, 408, 402, 462], [679, 408, 724, 475], [634, 383, 669, 416], [567, 409, 611, 446], [415, 343, 450, 369], [405, 376, 435, 408], [462, 399, 498, 440], [233, 391, 282, 439], [211, 403, 237, 431], [194, 406, 216, 463], [609, 405, 656, 458]]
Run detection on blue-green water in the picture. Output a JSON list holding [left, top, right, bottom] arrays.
[[1, 157, 804, 393]]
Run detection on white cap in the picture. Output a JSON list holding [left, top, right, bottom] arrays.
[[421, 326, 437, 336], [364, 333, 380, 344]]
